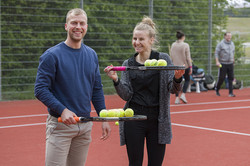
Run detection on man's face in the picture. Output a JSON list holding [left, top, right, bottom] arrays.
[[224, 33, 232, 42], [65, 13, 88, 42]]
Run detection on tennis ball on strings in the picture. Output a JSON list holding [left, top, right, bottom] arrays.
[[115, 121, 119, 126], [107, 109, 116, 117], [150, 59, 158, 66], [124, 108, 134, 117], [113, 109, 121, 117], [119, 109, 125, 117], [144, 59, 151, 66], [219, 64, 222, 68], [99, 109, 108, 117], [157, 59, 167, 66]]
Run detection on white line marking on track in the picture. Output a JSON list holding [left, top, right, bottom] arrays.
[[172, 123, 250, 136], [0, 110, 97, 120], [170, 99, 250, 107], [171, 106, 250, 114], [0, 114, 48, 120], [0, 123, 46, 129]]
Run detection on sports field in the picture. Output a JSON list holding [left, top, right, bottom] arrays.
[[1, 88, 250, 166]]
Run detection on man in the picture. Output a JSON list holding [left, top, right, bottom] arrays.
[[34, 8, 111, 166], [215, 32, 236, 97]]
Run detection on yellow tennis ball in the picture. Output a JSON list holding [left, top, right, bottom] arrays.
[[157, 59, 167, 66], [107, 109, 115, 117], [115, 121, 119, 126], [99, 109, 108, 117], [144, 59, 151, 66], [113, 109, 120, 117], [119, 109, 125, 117], [219, 64, 222, 68], [124, 108, 134, 117], [150, 59, 158, 66]]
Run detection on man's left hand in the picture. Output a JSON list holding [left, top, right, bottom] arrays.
[[100, 122, 111, 140]]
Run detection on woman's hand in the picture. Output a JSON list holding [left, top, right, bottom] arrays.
[[174, 65, 185, 79], [189, 68, 192, 75], [104, 65, 118, 82]]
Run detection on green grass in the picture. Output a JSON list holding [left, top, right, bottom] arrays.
[[227, 17, 250, 57], [227, 17, 250, 41]]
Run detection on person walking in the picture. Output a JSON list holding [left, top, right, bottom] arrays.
[[104, 16, 184, 166], [34, 8, 111, 166], [215, 32, 236, 97], [170, 31, 192, 104]]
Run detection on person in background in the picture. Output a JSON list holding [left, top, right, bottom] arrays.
[[34, 8, 111, 166], [215, 32, 236, 97], [104, 16, 184, 166], [170, 31, 192, 104]]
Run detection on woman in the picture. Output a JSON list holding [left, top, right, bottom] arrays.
[[104, 16, 184, 166], [170, 31, 192, 104]]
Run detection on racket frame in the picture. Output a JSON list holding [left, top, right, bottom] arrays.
[[58, 115, 147, 122]]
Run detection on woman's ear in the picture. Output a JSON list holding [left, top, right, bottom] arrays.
[[150, 37, 155, 44]]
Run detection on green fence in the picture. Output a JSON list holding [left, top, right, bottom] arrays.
[[0, 0, 249, 101]]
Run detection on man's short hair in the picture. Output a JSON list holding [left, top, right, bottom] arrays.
[[224, 32, 231, 36], [66, 8, 87, 23]]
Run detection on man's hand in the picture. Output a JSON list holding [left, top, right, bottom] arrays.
[[215, 57, 221, 67], [60, 108, 77, 125], [100, 122, 111, 140]]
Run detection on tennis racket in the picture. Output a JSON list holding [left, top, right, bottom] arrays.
[[58, 115, 147, 122], [110, 66, 185, 71]]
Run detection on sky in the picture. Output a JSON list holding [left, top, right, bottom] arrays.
[[227, 0, 250, 8]]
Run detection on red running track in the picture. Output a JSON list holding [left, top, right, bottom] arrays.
[[0, 88, 250, 166]]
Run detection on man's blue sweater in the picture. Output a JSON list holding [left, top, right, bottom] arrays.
[[35, 42, 106, 117]]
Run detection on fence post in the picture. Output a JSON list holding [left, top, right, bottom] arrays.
[[80, 0, 84, 9], [149, 0, 153, 19], [208, 0, 213, 75]]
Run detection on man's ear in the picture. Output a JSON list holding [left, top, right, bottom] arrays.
[[65, 23, 67, 31]]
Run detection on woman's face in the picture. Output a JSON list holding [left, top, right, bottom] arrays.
[[132, 30, 154, 53]]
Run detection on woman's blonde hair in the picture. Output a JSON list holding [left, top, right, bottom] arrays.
[[133, 16, 160, 51]]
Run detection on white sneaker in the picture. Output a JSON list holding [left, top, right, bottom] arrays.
[[180, 95, 187, 103], [175, 97, 180, 104]]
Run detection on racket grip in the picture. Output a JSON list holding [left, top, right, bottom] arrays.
[[111, 66, 126, 71], [58, 117, 80, 122]]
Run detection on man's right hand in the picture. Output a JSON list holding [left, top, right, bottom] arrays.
[[60, 108, 77, 125]]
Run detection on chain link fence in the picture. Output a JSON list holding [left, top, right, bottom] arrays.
[[0, 0, 250, 101]]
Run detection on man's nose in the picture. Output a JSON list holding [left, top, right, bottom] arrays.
[[76, 23, 81, 28]]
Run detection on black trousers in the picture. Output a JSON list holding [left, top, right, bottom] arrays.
[[125, 102, 166, 166], [216, 63, 234, 94]]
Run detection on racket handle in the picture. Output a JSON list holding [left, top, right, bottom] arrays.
[[111, 66, 126, 71], [58, 117, 80, 122]]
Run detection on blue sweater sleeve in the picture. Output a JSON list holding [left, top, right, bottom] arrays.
[[34, 51, 66, 115], [91, 58, 106, 116]]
